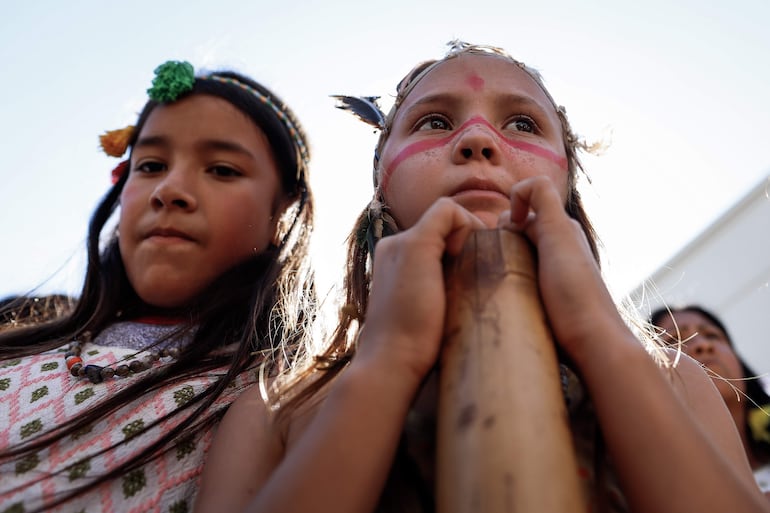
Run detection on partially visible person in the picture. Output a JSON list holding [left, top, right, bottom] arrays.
[[652, 305, 770, 498], [0, 294, 76, 329]]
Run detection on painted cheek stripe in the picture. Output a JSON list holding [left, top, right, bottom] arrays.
[[380, 116, 567, 191], [381, 136, 453, 191]]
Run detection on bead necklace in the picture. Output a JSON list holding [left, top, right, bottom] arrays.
[[64, 320, 186, 384]]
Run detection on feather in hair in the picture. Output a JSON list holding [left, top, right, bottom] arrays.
[[331, 95, 386, 130]]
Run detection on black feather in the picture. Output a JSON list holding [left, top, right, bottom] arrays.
[[331, 95, 386, 130]]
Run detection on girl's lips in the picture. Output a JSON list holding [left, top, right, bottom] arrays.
[[451, 189, 509, 201], [145, 227, 196, 242], [450, 177, 508, 199]]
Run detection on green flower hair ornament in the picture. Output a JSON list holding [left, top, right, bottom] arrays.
[[748, 404, 770, 444], [147, 60, 195, 102]]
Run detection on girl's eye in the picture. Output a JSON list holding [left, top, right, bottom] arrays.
[[505, 116, 537, 133], [210, 165, 242, 178], [135, 161, 166, 174], [703, 330, 727, 343], [416, 115, 451, 131]]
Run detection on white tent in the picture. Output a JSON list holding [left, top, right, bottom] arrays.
[[629, 172, 770, 377]]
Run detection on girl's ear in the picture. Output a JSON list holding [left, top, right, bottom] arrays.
[[270, 195, 296, 247]]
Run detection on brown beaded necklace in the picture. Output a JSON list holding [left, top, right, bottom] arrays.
[[64, 318, 185, 384]]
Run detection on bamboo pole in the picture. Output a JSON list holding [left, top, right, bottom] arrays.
[[436, 229, 586, 513]]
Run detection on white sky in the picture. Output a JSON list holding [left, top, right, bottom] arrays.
[[1, 0, 769, 317]]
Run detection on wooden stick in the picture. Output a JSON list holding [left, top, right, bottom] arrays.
[[436, 229, 586, 513]]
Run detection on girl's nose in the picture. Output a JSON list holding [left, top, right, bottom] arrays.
[[150, 169, 197, 211], [452, 124, 502, 166], [685, 334, 715, 358]]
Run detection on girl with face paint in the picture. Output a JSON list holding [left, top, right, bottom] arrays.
[[195, 42, 769, 513]]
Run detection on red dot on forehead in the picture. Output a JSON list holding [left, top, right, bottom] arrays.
[[466, 73, 484, 91]]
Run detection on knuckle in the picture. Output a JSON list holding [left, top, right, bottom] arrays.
[[432, 197, 456, 214], [567, 218, 583, 232], [374, 234, 399, 255]]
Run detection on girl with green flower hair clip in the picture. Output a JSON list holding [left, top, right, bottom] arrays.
[[0, 60, 316, 513]]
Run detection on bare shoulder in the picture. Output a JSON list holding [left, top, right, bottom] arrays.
[[282, 375, 333, 448], [194, 382, 284, 512], [227, 382, 276, 425], [194, 371, 339, 512], [657, 347, 725, 405], [655, 348, 736, 421], [658, 348, 756, 478]]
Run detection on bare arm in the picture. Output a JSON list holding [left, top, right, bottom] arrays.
[[194, 363, 416, 513], [194, 384, 284, 512], [243, 355, 420, 513], [580, 327, 768, 512], [503, 176, 769, 513], [198, 198, 485, 513]]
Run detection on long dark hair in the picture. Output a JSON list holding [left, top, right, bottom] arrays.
[[0, 70, 316, 510], [650, 305, 770, 464]]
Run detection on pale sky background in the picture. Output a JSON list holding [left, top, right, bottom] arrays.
[[1, 0, 769, 321]]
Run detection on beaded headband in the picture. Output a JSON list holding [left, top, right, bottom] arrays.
[[203, 74, 310, 167], [100, 60, 309, 182]]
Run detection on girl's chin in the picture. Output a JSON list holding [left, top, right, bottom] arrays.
[[470, 210, 505, 230], [449, 194, 509, 229]]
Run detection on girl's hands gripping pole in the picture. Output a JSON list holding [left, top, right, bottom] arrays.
[[499, 176, 625, 367], [500, 179, 769, 513], [359, 197, 486, 388]]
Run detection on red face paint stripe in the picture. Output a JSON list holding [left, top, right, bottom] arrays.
[[381, 135, 454, 191], [380, 116, 568, 191]]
